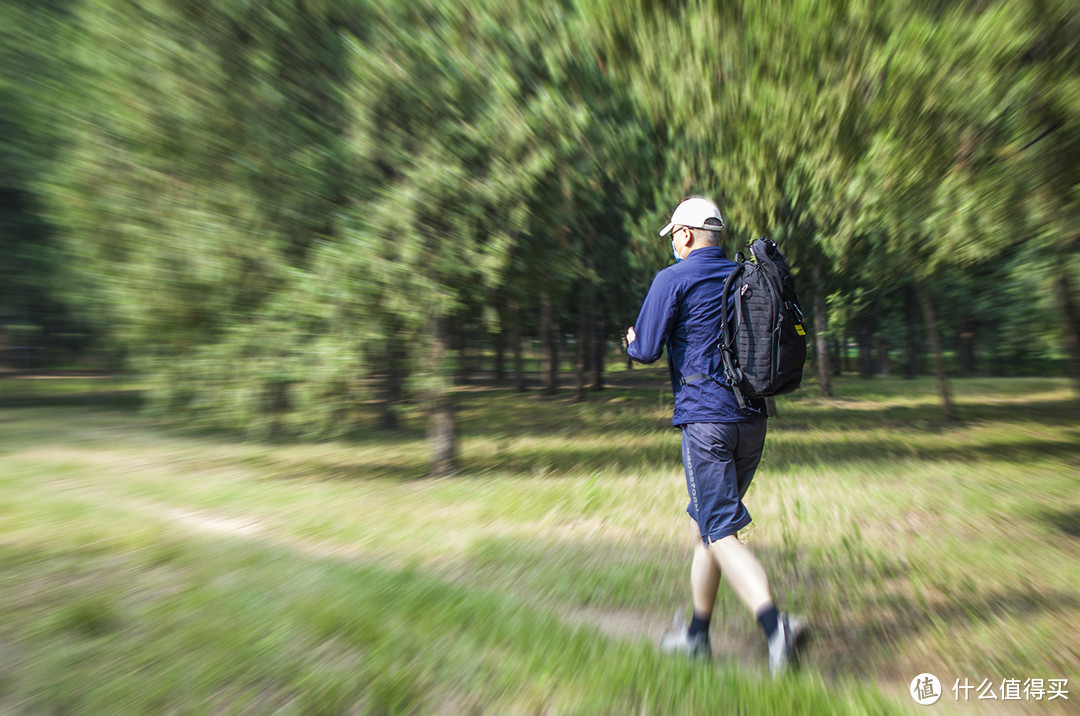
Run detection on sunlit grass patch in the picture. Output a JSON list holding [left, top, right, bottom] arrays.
[[0, 503, 890, 714], [1, 370, 1077, 712]]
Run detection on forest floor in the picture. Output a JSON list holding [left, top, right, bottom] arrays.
[[1, 368, 1077, 714]]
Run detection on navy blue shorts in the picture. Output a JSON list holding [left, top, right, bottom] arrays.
[[680, 420, 768, 544]]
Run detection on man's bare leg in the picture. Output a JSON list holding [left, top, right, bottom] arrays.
[[708, 532, 805, 675], [689, 518, 721, 617], [662, 519, 720, 656], [708, 533, 773, 615], [691, 539, 721, 617], [669, 520, 805, 669]]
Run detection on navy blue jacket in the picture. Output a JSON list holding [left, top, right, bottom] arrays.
[[627, 245, 766, 426]]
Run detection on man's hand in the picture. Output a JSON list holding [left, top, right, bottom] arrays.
[[625, 326, 636, 344]]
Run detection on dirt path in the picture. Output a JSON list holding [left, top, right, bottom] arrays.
[[148, 501, 767, 672]]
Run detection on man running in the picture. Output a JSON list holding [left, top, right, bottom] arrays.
[[625, 196, 806, 676]]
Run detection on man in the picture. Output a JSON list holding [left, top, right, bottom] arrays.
[[625, 196, 806, 676]]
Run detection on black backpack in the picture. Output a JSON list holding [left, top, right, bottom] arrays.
[[717, 238, 807, 408]]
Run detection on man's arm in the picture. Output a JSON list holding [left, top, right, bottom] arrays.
[[627, 271, 678, 364]]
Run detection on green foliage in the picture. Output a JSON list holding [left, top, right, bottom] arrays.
[[5, 0, 1078, 442], [0, 0, 83, 349]]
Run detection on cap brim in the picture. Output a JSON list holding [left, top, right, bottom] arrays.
[[659, 222, 675, 236]]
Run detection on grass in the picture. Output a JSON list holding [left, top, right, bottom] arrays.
[[1, 368, 1077, 714]]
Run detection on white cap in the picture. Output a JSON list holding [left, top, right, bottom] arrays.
[[659, 197, 725, 236]]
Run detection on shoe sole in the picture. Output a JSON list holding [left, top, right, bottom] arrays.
[[659, 633, 712, 661], [788, 618, 811, 668]]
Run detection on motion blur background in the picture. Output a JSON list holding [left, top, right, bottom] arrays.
[[3, 0, 1077, 455]]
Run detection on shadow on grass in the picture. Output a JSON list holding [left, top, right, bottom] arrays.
[[447, 529, 1080, 682], [265, 429, 1076, 483], [245, 454, 431, 483], [240, 441, 676, 484], [2, 374, 1075, 483], [454, 390, 672, 439], [763, 434, 1080, 473], [825, 581, 1080, 680], [210, 405, 1077, 484], [777, 397, 1080, 432], [453, 380, 1080, 444], [1044, 508, 1080, 539]]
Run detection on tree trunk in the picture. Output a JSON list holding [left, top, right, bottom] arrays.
[[878, 339, 891, 377], [764, 396, 778, 418], [829, 338, 842, 376], [459, 315, 480, 385], [510, 298, 526, 391], [916, 279, 955, 420], [548, 323, 561, 395], [574, 281, 591, 401], [428, 314, 457, 476], [379, 371, 399, 430], [540, 294, 559, 395], [811, 265, 832, 396], [573, 337, 586, 400], [493, 329, 505, 385], [958, 316, 977, 377], [856, 309, 874, 378], [905, 283, 920, 378], [451, 314, 464, 384], [378, 340, 407, 430], [1057, 268, 1080, 395], [539, 297, 551, 385], [493, 300, 506, 385], [591, 319, 605, 391]]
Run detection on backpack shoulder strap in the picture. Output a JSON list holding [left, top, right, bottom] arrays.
[[719, 261, 747, 408]]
